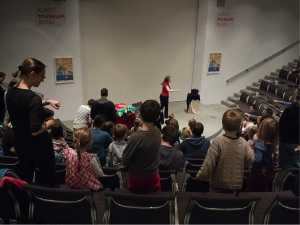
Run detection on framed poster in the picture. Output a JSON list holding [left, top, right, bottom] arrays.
[[208, 53, 222, 74], [54, 58, 74, 83]]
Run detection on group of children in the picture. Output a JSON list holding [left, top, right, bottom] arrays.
[[50, 99, 280, 193]]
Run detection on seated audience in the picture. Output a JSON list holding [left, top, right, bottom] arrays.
[[130, 119, 141, 133], [51, 122, 69, 163], [188, 118, 196, 133], [247, 126, 258, 148], [108, 124, 128, 167], [279, 88, 299, 168], [159, 125, 183, 171], [73, 99, 94, 130], [169, 118, 182, 140], [246, 117, 279, 192], [196, 110, 254, 193], [244, 105, 258, 122], [64, 127, 103, 190], [102, 121, 114, 138], [88, 114, 113, 166], [182, 127, 192, 139], [179, 122, 210, 163], [90, 88, 116, 124], [122, 100, 161, 194], [165, 113, 175, 125]]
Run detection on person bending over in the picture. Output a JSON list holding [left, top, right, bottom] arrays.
[[51, 122, 69, 163], [196, 110, 254, 193], [122, 100, 161, 194], [73, 99, 94, 130], [64, 127, 103, 190]]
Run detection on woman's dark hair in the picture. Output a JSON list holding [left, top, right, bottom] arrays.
[[9, 79, 18, 88], [51, 122, 64, 140], [133, 119, 141, 132], [164, 76, 170, 83], [87, 99, 94, 107], [93, 114, 105, 128], [0, 72, 6, 78], [12, 58, 46, 80]]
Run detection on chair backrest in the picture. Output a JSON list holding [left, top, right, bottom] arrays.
[[35, 163, 66, 185], [240, 92, 249, 103], [288, 73, 298, 82], [103, 189, 175, 224], [260, 80, 270, 91], [280, 169, 299, 191], [283, 92, 293, 102], [0, 169, 29, 223], [159, 170, 177, 193], [182, 170, 210, 192], [279, 69, 289, 79], [255, 100, 262, 111], [23, 183, 98, 224], [247, 96, 256, 106], [276, 87, 286, 99], [268, 84, 278, 94], [184, 192, 261, 224], [258, 104, 266, 116], [264, 191, 299, 224], [0, 156, 20, 176], [99, 166, 125, 190], [183, 158, 204, 172]]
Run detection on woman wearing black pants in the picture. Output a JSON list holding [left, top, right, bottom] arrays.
[[6, 58, 60, 185], [160, 76, 179, 118]]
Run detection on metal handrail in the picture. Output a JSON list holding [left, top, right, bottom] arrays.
[[2, 82, 44, 99], [226, 40, 300, 83]]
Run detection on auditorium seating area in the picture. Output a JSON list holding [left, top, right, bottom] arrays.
[[222, 58, 299, 114], [0, 155, 299, 224]]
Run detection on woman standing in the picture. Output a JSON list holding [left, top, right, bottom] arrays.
[[160, 76, 179, 119], [6, 58, 60, 185]]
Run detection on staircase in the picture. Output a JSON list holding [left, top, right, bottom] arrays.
[[221, 58, 299, 113]]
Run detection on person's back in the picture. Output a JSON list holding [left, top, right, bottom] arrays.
[[73, 99, 94, 129], [196, 110, 254, 192], [179, 122, 210, 161], [122, 100, 161, 193], [159, 125, 183, 171]]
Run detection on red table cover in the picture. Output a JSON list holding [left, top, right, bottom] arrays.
[[115, 103, 136, 130]]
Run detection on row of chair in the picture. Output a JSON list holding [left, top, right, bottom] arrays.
[[276, 69, 299, 86]]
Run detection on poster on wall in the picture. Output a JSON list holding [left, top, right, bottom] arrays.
[[54, 58, 74, 83], [208, 53, 222, 74], [215, 12, 235, 27], [36, 7, 67, 26]]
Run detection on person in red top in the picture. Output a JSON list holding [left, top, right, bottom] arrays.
[[160, 76, 179, 118]]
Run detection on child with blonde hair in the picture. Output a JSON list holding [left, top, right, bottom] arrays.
[[182, 127, 192, 139], [64, 127, 104, 190], [188, 118, 196, 133]]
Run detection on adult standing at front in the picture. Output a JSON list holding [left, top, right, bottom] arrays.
[[160, 76, 179, 119], [279, 88, 299, 168], [0, 72, 6, 123], [6, 58, 60, 185], [91, 88, 117, 124]]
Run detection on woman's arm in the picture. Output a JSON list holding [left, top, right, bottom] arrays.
[[42, 99, 60, 109], [166, 86, 179, 93]]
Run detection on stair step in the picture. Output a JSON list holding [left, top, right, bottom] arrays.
[[258, 79, 275, 84], [253, 82, 261, 87], [227, 96, 238, 102], [282, 66, 293, 71], [271, 72, 279, 77], [221, 100, 237, 108], [265, 75, 276, 81], [276, 69, 281, 73], [240, 89, 256, 96], [293, 59, 299, 63], [247, 86, 258, 91], [288, 62, 297, 67], [234, 92, 241, 98]]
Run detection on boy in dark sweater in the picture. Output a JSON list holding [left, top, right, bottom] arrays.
[[122, 100, 161, 193]]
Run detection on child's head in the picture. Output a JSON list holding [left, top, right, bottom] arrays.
[[188, 118, 196, 131], [73, 127, 93, 171], [182, 127, 192, 139], [114, 124, 128, 140], [222, 110, 242, 132], [257, 117, 279, 145], [161, 125, 178, 146], [139, 100, 161, 123], [102, 121, 114, 136], [193, 122, 204, 136], [169, 118, 179, 130], [51, 122, 64, 140], [9, 79, 18, 88], [87, 99, 94, 107], [93, 114, 105, 128], [133, 119, 141, 132], [248, 126, 258, 140], [165, 113, 175, 125]]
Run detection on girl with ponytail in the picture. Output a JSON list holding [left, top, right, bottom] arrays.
[[63, 127, 104, 190]]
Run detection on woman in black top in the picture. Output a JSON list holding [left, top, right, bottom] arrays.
[[6, 58, 60, 185], [0, 72, 6, 123]]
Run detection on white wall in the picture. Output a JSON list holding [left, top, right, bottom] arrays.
[[80, 0, 198, 104], [193, 0, 299, 104], [0, 0, 83, 121]]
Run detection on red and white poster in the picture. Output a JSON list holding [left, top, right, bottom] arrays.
[[216, 12, 235, 27], [36, 7, 67, 26]]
